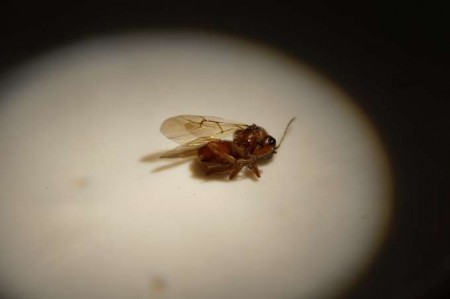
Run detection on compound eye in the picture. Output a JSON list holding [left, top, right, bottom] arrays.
[[265, 136, 276, 146]]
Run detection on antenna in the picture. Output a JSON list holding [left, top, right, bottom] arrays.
[[276, 117, 296, 150]]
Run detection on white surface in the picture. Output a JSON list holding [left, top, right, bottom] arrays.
[[0, 32, 392, 299]]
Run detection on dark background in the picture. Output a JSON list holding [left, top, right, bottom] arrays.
[[1, 1, 449, 299]]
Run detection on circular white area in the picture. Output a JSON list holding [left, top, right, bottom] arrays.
[[0, 32, 392, 299]]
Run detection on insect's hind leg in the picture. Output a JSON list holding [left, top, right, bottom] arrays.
[[205, 163, 245, 180], [206, 164, 235, 176], [228, 165, 244, 180], [247, 164, 261, 178]]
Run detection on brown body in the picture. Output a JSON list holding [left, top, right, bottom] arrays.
[[198, 125, 276, 179], [160, 115, 294, 180]]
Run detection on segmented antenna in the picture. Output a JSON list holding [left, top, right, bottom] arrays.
[[276, 117, 296, 150]]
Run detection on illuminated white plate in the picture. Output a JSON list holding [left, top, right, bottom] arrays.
[[0, 32, 392, 299]]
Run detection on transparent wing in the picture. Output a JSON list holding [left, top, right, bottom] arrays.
[[160, 137, 217, 158], [160, 115, 248, 145]]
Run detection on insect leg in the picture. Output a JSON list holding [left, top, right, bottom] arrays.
[[206, 164, 235, 176], [229, 165, 244, 180], [248, 164, 261, 178], [200, 141, 236, 164]]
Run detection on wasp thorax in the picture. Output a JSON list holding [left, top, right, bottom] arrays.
[[234, 125, 268, 147]]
